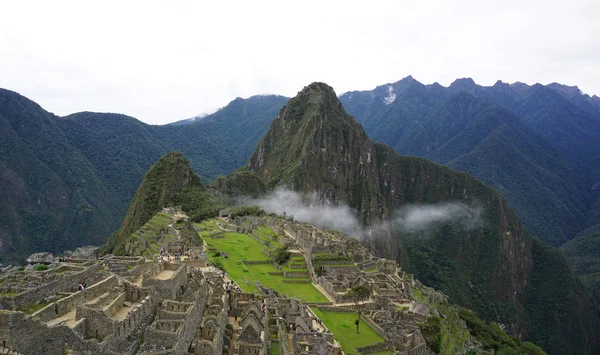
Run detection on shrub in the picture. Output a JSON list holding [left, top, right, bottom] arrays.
[[213, 259, 225, 271], [230, 206, 266, 218], [34, 264, 48, 271], [273, 245, 291, 265]]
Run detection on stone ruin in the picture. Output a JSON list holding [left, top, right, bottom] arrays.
[[0, 215, 474, 355]]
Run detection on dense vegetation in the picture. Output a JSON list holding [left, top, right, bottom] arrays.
[[0, 89, 285, 261], [458, 308, 545, 355], [340, 78, 599, 247], [0, 89, 119, 263], [560, 229, 600, 305], [105, 152, 222, 254], [211, 169, 267, 198]]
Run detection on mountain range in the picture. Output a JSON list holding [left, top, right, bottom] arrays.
[[1, 78, 600, 353]]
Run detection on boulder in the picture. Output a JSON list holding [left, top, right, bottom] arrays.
[[26, 252, 54, 264], [72, 246, 100, 260]]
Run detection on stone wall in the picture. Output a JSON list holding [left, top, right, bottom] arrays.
[[283, 271, 309, 278], [143, 262, 188, 300], [360, 313, 388, 340], [0, 310, 112, 355], [355, 342, 389, 354], [12, 263, 102, 309]]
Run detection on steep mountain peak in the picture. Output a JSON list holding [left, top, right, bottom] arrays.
[[450, 77, 477, 89], [547, 82, 584, 99], [296, 82, 339, 104], [508, 81, 531, 94], [278, 82, 349, 125], [493, 80, 510, 89], [105, 151, 218, 254], [248, 82, 367, 187]]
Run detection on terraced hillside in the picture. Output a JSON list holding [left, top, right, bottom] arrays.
[[122, 211, 179, 258], [197, 218, 329, 303]]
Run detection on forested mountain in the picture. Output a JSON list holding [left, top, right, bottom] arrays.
[[0, 90, 119, 263], [105, 152, 223, 254], [340, 77, 600, 247], [248, 82, 600, 354], [0, 89, 286, 261]]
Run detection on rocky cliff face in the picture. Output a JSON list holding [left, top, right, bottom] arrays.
[[248, 82, 600, 354]]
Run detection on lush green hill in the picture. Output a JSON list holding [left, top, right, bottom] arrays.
[[56, 112, 166, 216], [249, 82, 600, 354], [0, 88, 286, 261], [0, 89, 119, 262], [560, 229, 600, 306], [105, 152, 223, 254]]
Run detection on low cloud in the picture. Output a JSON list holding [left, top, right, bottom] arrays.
[[244, 188, 483, 239], [246, 188, 363, 237], [393, 202, 483, 233]]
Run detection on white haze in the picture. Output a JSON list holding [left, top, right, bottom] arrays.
[[248, 188, 363, 237], [246, 188, 484, 238], [393, 203, 483, 233]]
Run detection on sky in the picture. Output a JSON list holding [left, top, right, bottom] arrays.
[[1, 0, 599, 125]]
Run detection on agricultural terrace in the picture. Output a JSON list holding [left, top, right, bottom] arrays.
[[196, 219, 329, 303]]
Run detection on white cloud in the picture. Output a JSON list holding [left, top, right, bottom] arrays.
[[1, 0, 599, 124], [247, 188, 363, 238]]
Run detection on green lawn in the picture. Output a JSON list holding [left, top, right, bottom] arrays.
[[205, 225, 328, 303], [269, 341, 281, 355], [312, 309, 385, 355]]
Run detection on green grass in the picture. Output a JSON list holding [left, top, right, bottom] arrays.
[[0, 291, 19, 297], [269, 341, 281, 355], [312, 309, 385, 355], [20, 301, 51, 314], [205, 225, 328, 303]]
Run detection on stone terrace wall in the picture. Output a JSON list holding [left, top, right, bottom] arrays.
[[360, 313, 388, 340], [34, 275, 121, 322], [0, 310, 111, 355], [12, 263, 102, 309]]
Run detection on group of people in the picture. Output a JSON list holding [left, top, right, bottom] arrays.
[[225, 280, 242, 295], [159, 247, 195, 262], [58, 256, 73, 263]]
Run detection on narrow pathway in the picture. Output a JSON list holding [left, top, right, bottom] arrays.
[[228, 316, 240, 355], [167, 223, 181, 241], [288, 332, 296, 355], [313, 283, 336, 303]]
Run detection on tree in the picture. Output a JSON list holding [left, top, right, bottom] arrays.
[[273, 244, 292, 265], [346, 285, 370, 333]]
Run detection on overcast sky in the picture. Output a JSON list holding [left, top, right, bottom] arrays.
[[1, 0, 598, 124]]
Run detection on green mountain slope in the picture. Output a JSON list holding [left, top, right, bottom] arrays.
[[248, 82, 600, 354], [340, 79, 594, 246], [105, 151, 222, 254], [0, 88, 285, 261], [560, 229, 600, 306], [0, 89, 119, 262]]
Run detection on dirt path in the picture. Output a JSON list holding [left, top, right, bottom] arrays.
[[288, 332, 296, 354], [228, 316, 240, 355]]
